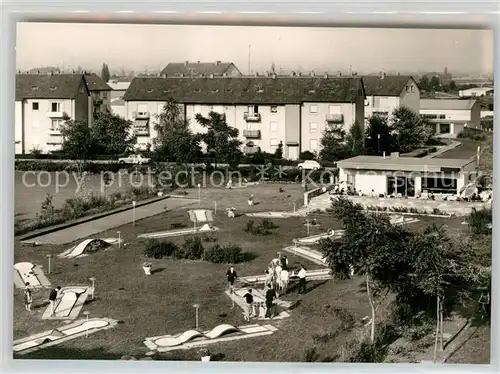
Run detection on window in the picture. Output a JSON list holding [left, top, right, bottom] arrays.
[[248, 105, 259, 114], [328, 105, 342, 115], [102, 92, 108, 99], [309, 104, 318, 114], [270, 121, 278, 132], [32, 102, 39, 111], [405, 85, 409, 92], [411, 85, 415, 93], [270, 139, 279, 147], [51, 102, 60, 112], [270, 106, 278, 113], [79, 85, 85, 94], [50, 119, 63, 131], [439, 114, 446, 119], [309, 122, 318, 133], [310, 139, 319, 150]]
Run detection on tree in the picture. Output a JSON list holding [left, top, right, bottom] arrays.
[[449, 80, 457, 91], [364, 114, 392, 155], [89, 112, 136, 157], [101, 63, 110, 82], [153, 99, 201, 165], [195, 112, 242, 168], [429, 76, 440, 91], [319, 122, 347, 161], [345, 122, 364, 157], [418, 76, 430, 91], [59, 117, 93, 162], [319, 197, 413, 341], [390, 106, 434, 153], [299, 151, 315, 160], [274, 141, 283, 159]]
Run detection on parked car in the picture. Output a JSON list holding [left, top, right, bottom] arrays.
[[297, 160, 322, 170], [118, 154, 150, 165]]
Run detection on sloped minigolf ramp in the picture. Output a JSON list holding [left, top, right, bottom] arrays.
[[282, 245, 328, 266], [144, 324, 278, 352], [13, 318, 118, 355], [188, 209, 214, 223], [58, 238, 111, 259], [154, 330, 204, 347], [42, 286, 91, 320], [13, 262, 51, 289]]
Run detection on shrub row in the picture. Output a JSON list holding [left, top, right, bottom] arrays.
[[457, 127, 488, 141], [15, 153, 121, 160], [143, 236, 255, 264], [363, 205, 451, 216], [245, 219, 279, 235], [15, 186, 159, 236]]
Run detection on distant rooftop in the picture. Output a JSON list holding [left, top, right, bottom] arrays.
[[361, 74, 415, 96], [420, 99, 477, 111], [160, 61, 242, 77]]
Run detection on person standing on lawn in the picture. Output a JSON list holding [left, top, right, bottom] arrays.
[[298, 265, 307, 294], [242, 289, 254, 322], [280, 255, 289, 271], [24, 282, 33, 312], [265, 285, 276, 319], [226, 266, 237, 294], [48, 286, 61, 316]]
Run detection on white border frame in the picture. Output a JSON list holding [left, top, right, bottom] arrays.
[[1, 1, 498, 373]]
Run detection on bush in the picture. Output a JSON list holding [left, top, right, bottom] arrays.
[[15, 160, 123, 173], [467, 207, 492, 235], [182, 237, 204, 260], [144, 239, 178, 259], [245, 219, 279, 235], [457, 127, 487, 141], [202, 244, 245, 264]]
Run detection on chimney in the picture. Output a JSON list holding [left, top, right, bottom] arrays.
[[180, 73, 184, 77], [272, 73, 277, 79], [37, 70, 40, 74], [255, 72, 259, 77], [216, 60, 221, 65], [310, 71, 315, 77], [197, 61, 200, 63], [291, 71, 296, 77], [323, 72, 328, 78], [184, 61, 188, 66], [49, 71, 53, 75], [209, 73, 214, 79], [298, 72, 302, 77], [379, 71, 385, 79], [338, 71, 342, 77]]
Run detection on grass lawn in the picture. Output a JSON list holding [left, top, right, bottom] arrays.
[[12, 187, 489, 362]]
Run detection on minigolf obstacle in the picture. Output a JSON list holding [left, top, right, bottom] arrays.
[[144, 323, 278, 352], [138, 209, 218, 239], [42, 286, 92, 320], [13, 317, 119, 355], [13, 262, 51, 289], [58, 238, 118, 259]]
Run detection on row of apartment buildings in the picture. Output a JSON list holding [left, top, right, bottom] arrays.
[[15, 70, 482, 158]]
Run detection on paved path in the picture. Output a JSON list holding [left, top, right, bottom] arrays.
[[25, 198, 198, 245]]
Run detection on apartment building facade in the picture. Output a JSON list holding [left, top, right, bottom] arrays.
[[420, 99, 481, 136], [122, 75, 365, 159], [84, 73, 112, 115], [15, 73, 91, 154], [362, 74, 420, 124]]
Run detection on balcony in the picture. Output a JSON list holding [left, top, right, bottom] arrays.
[[243, 129, 261, 139], [243, 146, 259, 154], [47, 129, 62, 135], [48, 111, 67, 118], [325, 114, 344, 123], [133, 111, 150, 119], [243, 112, 261, 122]]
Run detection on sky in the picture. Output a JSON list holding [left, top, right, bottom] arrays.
[[16, 23, 494, 75]]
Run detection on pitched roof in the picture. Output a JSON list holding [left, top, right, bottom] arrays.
[[84, 74, 112, 91], [160, 61, 241, 77], [362, 75, 414, 96], [122, 76, 363, 104], [16, 74, 87, 100], [420, 99, 477, 111]]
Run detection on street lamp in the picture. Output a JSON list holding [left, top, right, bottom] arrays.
[[377, 134, 381, 156], [193, 304, 200, 330], [197, 183, 201, 204], [46, 254, 52, 274], [305, 219, 311, 236], [89, 277, 96, 300], [117, 231, 121, 249], [132, 201, 136, 226], [214, 200, 217, 215], [83, 311, 90, 337]]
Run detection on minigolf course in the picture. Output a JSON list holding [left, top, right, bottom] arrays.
[[238, 269, 333, 285], [225, 287, 292, 320], [283, 244, 329, 266], [42, 286, 92, 320], [138, 209, 218, 239], [246, 211, 304, 218], [144, 323, 278, 352], [13, 317, 119, 355], [294, 229, 344, 245], [13, 262, 51, 289], [58, 238, 119, 259]]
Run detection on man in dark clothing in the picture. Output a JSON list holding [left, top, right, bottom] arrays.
[[226, 266, 237, 293], [242, 289, 254, 321], [48, 286, 61, 316], [265, 285, 276, 319], [280, 255, 288, 271]]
